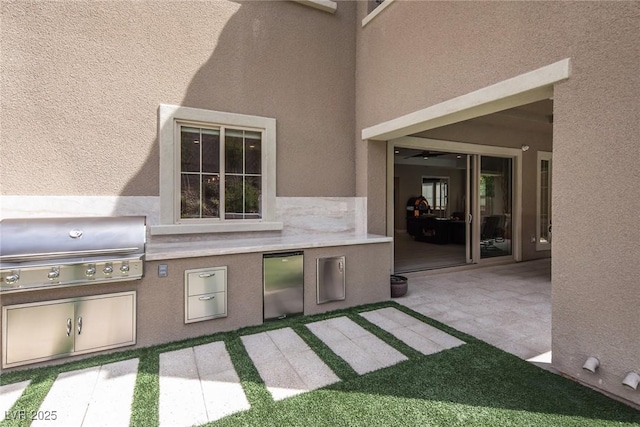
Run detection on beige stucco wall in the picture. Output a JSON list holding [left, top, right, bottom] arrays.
[[356, 1, 639, 405], [1, 0, 356, 198]]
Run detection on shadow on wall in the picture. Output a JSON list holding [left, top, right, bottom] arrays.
[[116, 0, 356, 221]]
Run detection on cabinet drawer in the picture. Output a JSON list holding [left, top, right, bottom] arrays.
[[186, 268, 226, 296], [186, 292, 226, 322]]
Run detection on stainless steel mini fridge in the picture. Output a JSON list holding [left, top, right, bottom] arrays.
[[263, 251, 304, 321]]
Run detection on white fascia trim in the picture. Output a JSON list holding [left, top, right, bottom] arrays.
[[362, 58, 571, 141], [392, 136, 523, 157], [150, 221, 284, 236], [291, 0, 337, 14], [362, 0, 395, 27]]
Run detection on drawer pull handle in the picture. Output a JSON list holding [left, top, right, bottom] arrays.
[[198, 295, 216, 301], [66, 318, 72, 336], [77, 316, 83, 335], [198, 273, 216, 278]]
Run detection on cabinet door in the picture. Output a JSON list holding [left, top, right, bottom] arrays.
[[3, 301, 75, 367], [317, 256, 346, 304], [74, 292, 136, 353]]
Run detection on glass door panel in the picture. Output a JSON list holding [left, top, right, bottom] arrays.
[[537, 152, 552, 250], [466, 155, 474, 263], [480, 156, 513, 259]]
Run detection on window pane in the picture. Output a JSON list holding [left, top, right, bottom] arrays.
[[181, 128, 200, 173], [245, 132, 261, 175], [480, 157, 512, 259], [225, 130, 243, 174], [225, 175, 243, 217], [540, 159, 550, 242], [201, 129, 220, 173], [422, 183, 434, 207], [202, 175, 220, 218], [245, 176, 261, 217], [181, 174, 200, 218]]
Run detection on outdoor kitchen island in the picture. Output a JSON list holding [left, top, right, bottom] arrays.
[[140, 233, 392, 348], [1, 232, 391, 370]]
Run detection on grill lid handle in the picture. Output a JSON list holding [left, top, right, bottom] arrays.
[[0, 247, 141, 263]]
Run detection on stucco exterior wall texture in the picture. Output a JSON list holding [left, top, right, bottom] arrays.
[[356, 1, 639, 404], [1, 0, 356, 197]]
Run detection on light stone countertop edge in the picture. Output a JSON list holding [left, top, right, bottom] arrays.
[[145, 233, 393, 261]]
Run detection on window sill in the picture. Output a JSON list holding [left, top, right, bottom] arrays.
[[150, 221, 284, 236], [291, 0, 337, 14], [362, 0, 395, 27]]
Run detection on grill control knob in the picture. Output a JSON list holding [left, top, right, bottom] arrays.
[[120, 263, 130, 273], [5, 272, 20, 285], [86, 265, 96, 277], [48, 267, 60, 280], [103, 264, 113, 275]]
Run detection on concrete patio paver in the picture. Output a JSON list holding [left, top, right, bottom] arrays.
[[242, 327, 339, 400], [360, 307, 465, 355], [81, 358, 139, 427], [159, 348, 207, 427], [306, 316, 407, 374], [399, 259, 551, 361], [32, 359, 138, 427], [0, 380, 30, 421], [159, 342, 249, 427], [194, 342, 251, 422], [32, 366, 100, 427]]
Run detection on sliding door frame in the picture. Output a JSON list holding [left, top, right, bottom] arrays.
[[387, 136, 523, 271]]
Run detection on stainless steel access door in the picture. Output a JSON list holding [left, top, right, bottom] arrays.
[[263, 252, 304, 321], [3, 301, 75, 367], [317, 256, 346, 304]]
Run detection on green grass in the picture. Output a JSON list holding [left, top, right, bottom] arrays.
[[1, 301, 639, 427]]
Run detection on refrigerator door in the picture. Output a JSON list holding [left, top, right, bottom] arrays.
[[317, 256, 346, 304], [263, 252, 304, 321]]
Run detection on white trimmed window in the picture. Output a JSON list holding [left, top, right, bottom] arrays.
[[421, 177, 448, 212], [154, 105, 281, 235]]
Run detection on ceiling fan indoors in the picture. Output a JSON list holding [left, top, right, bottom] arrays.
[[404, 150, 447, 159]]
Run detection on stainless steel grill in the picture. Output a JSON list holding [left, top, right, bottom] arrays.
[[0, 216, 146, 293]]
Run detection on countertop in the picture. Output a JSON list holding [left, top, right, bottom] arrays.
[[145, 233, 392, 261]]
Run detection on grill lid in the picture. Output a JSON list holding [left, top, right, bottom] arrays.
[[0, 216, 146, 263], [0, 216, 146, 293]]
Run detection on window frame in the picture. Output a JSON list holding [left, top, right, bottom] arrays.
[[421, 176, 449, 213], [536, 151, 552, 251], [176, 121, 263, 222], [153, 104, 281, 235]]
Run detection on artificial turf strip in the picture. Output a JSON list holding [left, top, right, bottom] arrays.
[[1, 301, 639, 427], [129, 349, 159, 427], [291, 323, 358, 381], [346, 312, 425, 360], [0, 374, 55, 427], [225, 336, 273, 409]]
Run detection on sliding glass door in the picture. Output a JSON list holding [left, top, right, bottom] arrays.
[[479, 156, 513, 259], [390, 140, 519, 272]]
